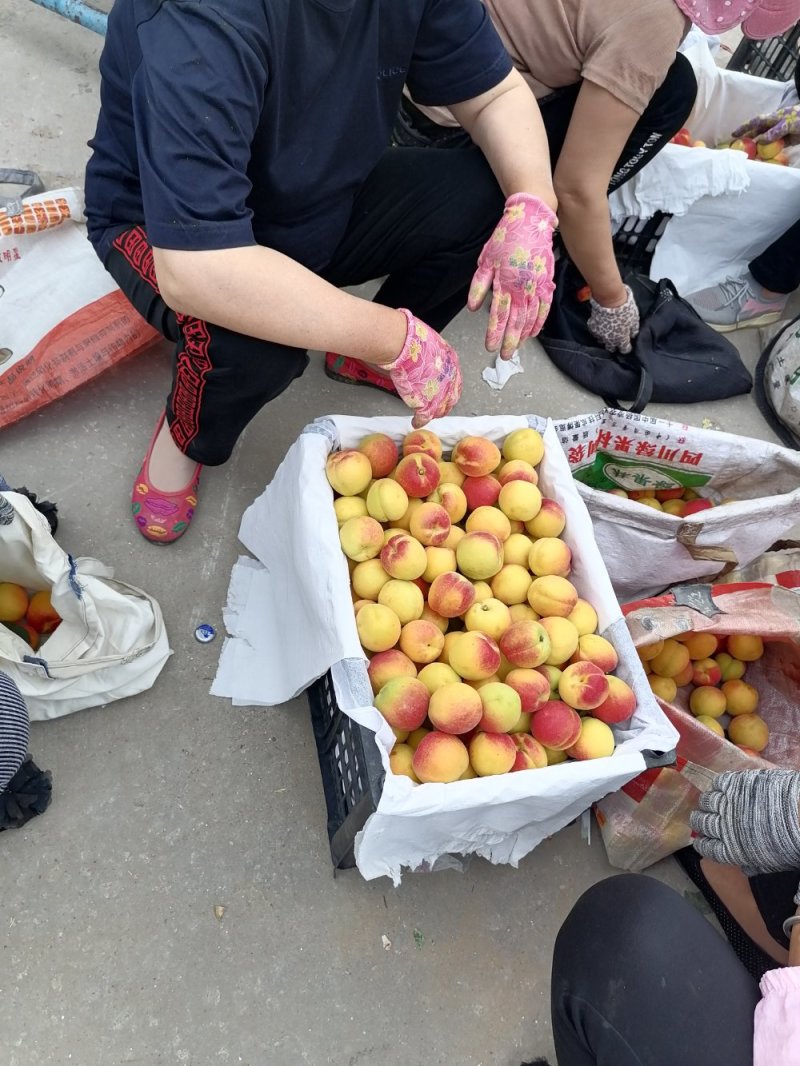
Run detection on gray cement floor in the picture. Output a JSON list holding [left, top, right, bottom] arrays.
[[1, 5, 796, 1064]]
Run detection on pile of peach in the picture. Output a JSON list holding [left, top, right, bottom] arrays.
[[326, 428, 639, 785], [640, 632, 769, 753], [0, 582, 62, 649], [606, 486, 720, 517]]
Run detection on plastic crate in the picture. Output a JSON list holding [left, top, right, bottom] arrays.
[[307, 670, 384, 870], [612, 211, 671, 277], [727, 22, 800, 80]]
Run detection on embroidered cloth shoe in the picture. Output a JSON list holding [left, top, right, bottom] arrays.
[[131, 413, 201, 543], [687, 273, 788, 332]]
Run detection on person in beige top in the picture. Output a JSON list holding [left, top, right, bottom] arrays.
[[397, 0, 800, 355]]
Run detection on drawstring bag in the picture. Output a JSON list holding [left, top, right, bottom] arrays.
[[539, 258, 753, 412]]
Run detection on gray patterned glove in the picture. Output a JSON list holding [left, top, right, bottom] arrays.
[[690, 769, 800, 874], [587, 286, 640, 354]]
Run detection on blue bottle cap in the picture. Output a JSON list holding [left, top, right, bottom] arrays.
[[194, 623, 216, 644]]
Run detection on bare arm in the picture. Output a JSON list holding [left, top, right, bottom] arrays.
[[451, 69, 557, 212], [553, 81, 641, 307], [151, 244, 407, 365]]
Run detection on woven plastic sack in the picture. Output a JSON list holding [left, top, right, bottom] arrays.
[[595, 564, 800, 871], [755, 313, 800, 450], [0, 485, 171, 720], [548, 408, 800, 601]]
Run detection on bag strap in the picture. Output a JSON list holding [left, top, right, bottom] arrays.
[[602, 360, 654, 413]]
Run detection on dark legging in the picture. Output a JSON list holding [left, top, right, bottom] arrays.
[[749, 216, 800, 295], [395, 53, 697, 196], [549, 875, 759, 1066]]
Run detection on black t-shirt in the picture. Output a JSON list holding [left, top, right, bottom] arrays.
[[85, 0, 511, 271]]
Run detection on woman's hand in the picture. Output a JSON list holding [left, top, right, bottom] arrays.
[[587, 286, 640, 353]]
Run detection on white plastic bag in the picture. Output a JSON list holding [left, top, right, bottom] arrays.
[[0, 488, 171, 719], [0, 188, 158, 428], [551, 408, 800, 602], [213, 414, 678, 883]]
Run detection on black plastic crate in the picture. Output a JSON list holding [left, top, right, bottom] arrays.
[[727, 22, 800, 80], [612, 211, 671, 277], [307, 670, 385, 870]]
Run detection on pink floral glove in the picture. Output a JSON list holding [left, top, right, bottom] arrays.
[[732, 105, 800, 144], [587, 286, 640, 354], [384, 309, 462, 429], [468, 193, 557, 358]]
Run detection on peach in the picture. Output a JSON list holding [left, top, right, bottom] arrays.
[[380, 533, 427, 581], [409, 502, 451, 547], [402, 429, 443, 461], [422, 546, 457, 584], [325, 449, 373, 495], [497, 459, 539, 486], [351, 558, 391, 601], [715, 652, 746, 682], [399, 619, 446, 664], [509, 604, 539, 623], [456, 531, 504, 581], [412, 731, 470, 783], [438, 631, 462, 666], [509, 519, 525, 534], [527, 575, 579, 618], [498, 620, 551, 669], [339, 515, 385, 562], [358, 433, 399, 478], [418, 662, 461, 694], [389, 497, 425, 531], [637, 498, 663, 511], [531, 700, 582, 750], [543, 744, 568, 766], [608, 488, 629, 498], [469, 731, 517, 776], [697, 715, 726, 737], [681, 632, 719, 659], [366, 478, 409, 523], [356, 603, 401, 653], [649, 675, 678, 702], [466, 505, 511, 542], [462, 475, 501, 511], [478, 681, 522, 733], [726, 714, 769, 752], [662, 500, 687, 517], [505, 667, 550, 713], [498, 481, 542, 523], [394, 453, 441, 498], [629, 490, 656, 501], [0, 582, 30, 623], [592, 675, 637, 725], [558, 661, 610, 710], [673, 661, 694, 688], [378, 580, 425, 624], [721, 679, 759, 716], [566, 718, 615, 761], [539, 616, 580, 666], [468, 676, 500, 691], [502, 427, 544, 467], [428, 572, 476, 618], [536, 665, 562, 696], [427, 483, 467, 524], [395, 726, 411, 745], [637, 639, 664, 663], [334, 495, 368, 525], [727, 635, 764, 662], [438, 460, 465, 487], [511, 733, 548, 771], [572, 634, 618, 673], [682, 499, 714, 516], [407, 726, 431, 750], [452, 436, 501, 478], [460, 764, 479, 780], [510, 711, 532, 734], [524, 498, 566, 540], [353, 598, 373, 615], [368, 648, 417, 694], [490, 564, 532, 606], [448, 631, 502, 681], [472, 581, 493, 602], [4, 621, 40, 650], [374, 676, 430, 732], [691, 657, 722, 687], [649, 639, 691, 679], [567, 598, 598, 637], [528, 538, 572, 578], [421, 604, 449, 634], [655, 488, 684, 502], [389, 743, 420, 781], [496, 651, 514, 682], [689, 686, 727, 719], [428, 682, 484, 734], [502, 533, 534, 567], [464, 598, 512, 641]]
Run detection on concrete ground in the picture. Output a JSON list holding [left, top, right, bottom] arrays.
[[1, 6, 797, 1065]]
